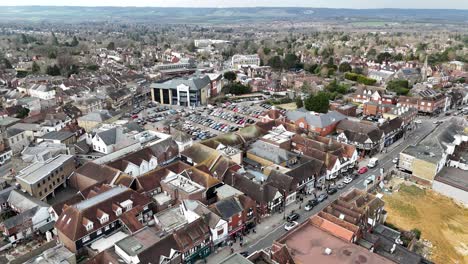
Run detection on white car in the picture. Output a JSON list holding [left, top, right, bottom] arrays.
[[343, 177, 353, 184], [415, 120, 422, 124], [392, 158, 399, 164], [284, 221, 299, 231]]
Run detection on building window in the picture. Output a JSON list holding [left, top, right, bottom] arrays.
[[97, 229, 102, 236], [217, 228, 224, 236], [82, 235, 90, 243]]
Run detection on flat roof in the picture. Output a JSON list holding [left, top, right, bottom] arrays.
[[276, 220, 393, 264], [220, 253, 253, 264], [91, 231, 128, 252], [435, 166, 468, 192], [163, 174, 205, 194], [155, 207, 187, 232], [17, 154, 74, 184], [116, 227, 163, 257]]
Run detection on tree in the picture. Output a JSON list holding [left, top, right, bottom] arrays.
[[48, 51, 57, 59], [283, 53, 299, 69], [295, 97, 304, 109], [326, 80, 348, 94], [377, 52, 393, 63], [387, 79, 410, 95], [223, 82, 251, 95], [16, 107, 30, 118], [338, 62, 352, 73], [71, 36, 79, 47], [304, 92, 330, 113], [186, 41, 196, 52], [2, 58, 12, 69], [107, 41, 115, 50], [267, 56, 282, 70], [46, 64, 61, 76], [31, 61, 41, 73], [57, 54, 74, 71], [306, 64, 318, 74], [223, 71, 237, 83], [411, 229, 422, 240], [20, 34, 29, 44], [50, 32, 59, 46]]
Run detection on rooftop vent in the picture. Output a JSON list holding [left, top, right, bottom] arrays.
[[324, 248, 332, 255]]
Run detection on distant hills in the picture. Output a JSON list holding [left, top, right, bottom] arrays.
[[0, 6, 467, 24]]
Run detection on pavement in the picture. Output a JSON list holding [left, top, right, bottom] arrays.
[[205, 117, 439, 263]]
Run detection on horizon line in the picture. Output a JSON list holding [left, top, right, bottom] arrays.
[[1, 5, 468, 10]]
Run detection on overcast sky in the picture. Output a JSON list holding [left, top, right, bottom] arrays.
[[4, 0, 468, 9]]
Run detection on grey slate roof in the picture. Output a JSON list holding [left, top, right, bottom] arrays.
[[42, 131, 75, 141], [5, 127, 24, 137], [212, 197, 243, 219], [150, 75, 211, 91], [97, 127, 117, 145], [248, 140, 297, 164], [402, 117, 467, 164], [78, 110, 115, 122], [286, 109, 346, 128]]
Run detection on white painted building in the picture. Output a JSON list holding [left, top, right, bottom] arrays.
[[180, 200, 228, 246]]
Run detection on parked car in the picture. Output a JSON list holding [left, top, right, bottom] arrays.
[[414, 120, 422, 124], [327, 187, 338, 195], [343, 176, 353, 184], [337, 183, 346, 189], [392, 157, 399, 164], [286, 212, 300, 222], [358, 167, 368, 174], [240, 251, 249, 257], [304, 199, 318, 211], [317, 193, 328, 202], [284, 221, 299, 231]]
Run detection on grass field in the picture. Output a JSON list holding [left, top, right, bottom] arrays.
[[384, 184, 468, 263], [275, 103, 297, 110]]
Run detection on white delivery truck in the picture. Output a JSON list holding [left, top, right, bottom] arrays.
[[368, 158, 379, 168]]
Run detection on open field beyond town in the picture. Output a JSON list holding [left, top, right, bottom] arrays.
[[384, 184, 468, 264]]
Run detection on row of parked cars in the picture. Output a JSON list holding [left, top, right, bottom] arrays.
[[223, 103, 266, 119], [181, 122, 217, 141], [187, 115, 240, 133], [207, 108, 256, 126]]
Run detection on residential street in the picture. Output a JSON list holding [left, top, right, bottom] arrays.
[[206, 116, 440, 263]]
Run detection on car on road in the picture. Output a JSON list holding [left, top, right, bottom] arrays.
[[286, 212, 300, 222], [343, 176, 353, 184], [336, 183, 346, 189], [327, 187, 338, 195], [368, 158, 378, 168], [392, 157, 399, 164], [240, 251, 249, 257], [358, 167, 368, 174], [365, 175, 375, 185], [304, 199, 318, 211], [284, 221, 299, 231], [433, 120, 443, 125], [317, 193, 328, 202], [415, 120, 422, 124]]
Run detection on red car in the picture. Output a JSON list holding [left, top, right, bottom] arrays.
[[358, 167, 368, 174]]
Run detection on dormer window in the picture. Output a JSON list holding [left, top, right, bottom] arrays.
[[120, 200, 133, 212], [83, 218, 94, 232], [97, 210, 109, 225], [112, 203, 123, 216]]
